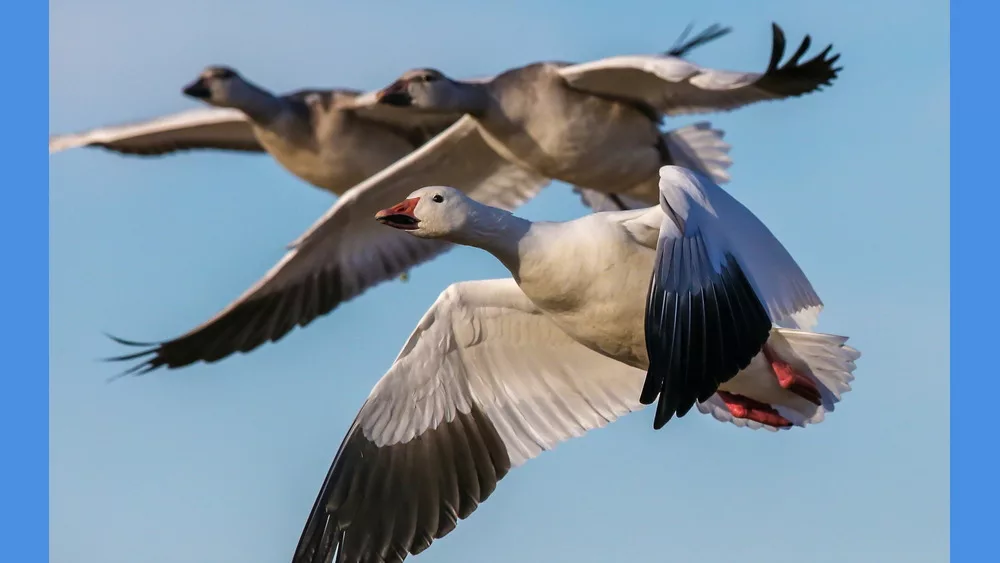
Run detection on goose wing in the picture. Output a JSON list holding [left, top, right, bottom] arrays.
[[630, 166, 822, 429], [292, 279, 645, 563], [559, 23, 841, 116], [49, 107, 262, 155], [107, 117, 548, 375]]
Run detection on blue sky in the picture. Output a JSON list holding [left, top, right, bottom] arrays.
[[49, 1, 948, 562]]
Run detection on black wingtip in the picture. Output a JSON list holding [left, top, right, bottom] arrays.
[[666, 22, 733, 58], [102, 331, 158, 347], [652, 412, 670, 431], [767, 23, 787, 73], [101, 332, 166, 381], [642, 253, 772, 431], [760, 23, 842, 97]]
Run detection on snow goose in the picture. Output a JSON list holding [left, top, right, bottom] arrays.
[[105, 27, 738, 375], [49, 65, 461, 195], [373, 23, 839, 211], [290, 166, 860, 563]]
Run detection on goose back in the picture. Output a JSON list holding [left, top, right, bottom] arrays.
[[245, 88, 420, 194], [475, 63, 665, 193]]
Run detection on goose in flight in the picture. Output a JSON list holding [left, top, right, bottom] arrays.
[[372, 22, 840, 212], [49, 66, 462, 196], [290, 166, 859, 563], [106, 25, 747, 375]]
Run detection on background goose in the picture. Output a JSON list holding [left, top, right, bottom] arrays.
[[106, 26, 738, 375], [48, 65, 462, 196], [291, 166, 860, 563], [372, 23, 840, 212]]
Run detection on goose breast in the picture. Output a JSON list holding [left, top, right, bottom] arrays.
[[251, 110, 416, 194], [513, 215, 656, 369]]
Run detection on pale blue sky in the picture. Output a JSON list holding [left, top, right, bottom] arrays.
[[49, 1, 948, 562]]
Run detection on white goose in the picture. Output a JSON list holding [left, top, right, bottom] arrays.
[[291, 166, 859, 563], [105, 26, 742, 375]]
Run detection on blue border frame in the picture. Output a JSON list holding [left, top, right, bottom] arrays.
[[1, 1, 49, 559], [952, 2, 995, 561]]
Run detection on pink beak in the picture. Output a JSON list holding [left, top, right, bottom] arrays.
[[376, 80, 413, 106], [375, 197, 421, 230]]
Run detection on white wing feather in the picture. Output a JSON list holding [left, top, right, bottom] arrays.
[[361, 279, 645, 464], [49, 107, 258, 154], [109, 117, 548, 375], [656, 165, 822, 329]]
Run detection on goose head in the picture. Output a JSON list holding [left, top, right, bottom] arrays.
[[375, 69, 483, 114], [182, 66, 262, 109], [375, 186, 477, 239]]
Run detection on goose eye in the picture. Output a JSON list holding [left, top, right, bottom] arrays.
[[424, 74, 437, 82], [432, 194, 444, 203]]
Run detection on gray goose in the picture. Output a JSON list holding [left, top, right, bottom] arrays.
[[49, 66, 461, 196], [372, 22, 840, 212]]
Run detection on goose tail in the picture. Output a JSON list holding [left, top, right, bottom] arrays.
[[572, 122, 733, 213], [662, 122, 732, 185], [696, 328, 860, 431]]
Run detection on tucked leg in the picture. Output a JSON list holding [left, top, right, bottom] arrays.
[[763, 345, 822, 405], [717, 391, 793, 428]]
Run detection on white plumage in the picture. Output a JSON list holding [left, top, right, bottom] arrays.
[[292, 166, 861, 563]]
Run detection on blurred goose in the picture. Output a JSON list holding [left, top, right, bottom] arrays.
[[107, 25, 738, 375], [372, 22, 840, 212], [290, 166, 860, 563], [49, 66, 461, 195]]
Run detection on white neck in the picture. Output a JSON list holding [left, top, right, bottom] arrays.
[[446, 203, 532, 274]]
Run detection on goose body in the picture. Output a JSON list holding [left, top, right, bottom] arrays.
[[475, 62, 666, 195], [244, 90, 423, 192], [291, 165, 860, 563]]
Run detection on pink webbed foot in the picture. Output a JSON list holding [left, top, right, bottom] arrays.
[[763, 345, 822, 406], [717, 391, 793, 428]]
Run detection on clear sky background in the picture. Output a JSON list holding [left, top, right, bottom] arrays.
[[49, 1, 949, 562]]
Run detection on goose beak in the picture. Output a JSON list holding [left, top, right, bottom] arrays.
[[375, 197, 421, 230], [182, 78, 211, 99], [376, 80, 413, 107]]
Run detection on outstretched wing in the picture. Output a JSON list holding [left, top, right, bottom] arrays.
[[49, 107, 263, 155], [107, 117, 549, 375], [559, 23, 841, 116], [292, 279, 645, 563]]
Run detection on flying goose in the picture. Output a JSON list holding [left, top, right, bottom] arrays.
[[49, 66, 464, 195], [289, 166, 859, 563], [106, 26, 739, 375], [368, 23, 840, 212]]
